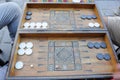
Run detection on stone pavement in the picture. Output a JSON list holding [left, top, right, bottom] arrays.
[[95, 0, 120, 17]]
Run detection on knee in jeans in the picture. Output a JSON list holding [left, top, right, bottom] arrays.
[[7, 2, 21, 15]]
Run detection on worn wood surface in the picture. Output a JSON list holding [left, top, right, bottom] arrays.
[[7, 3, 118, 80], [8, 33, 117, 77], [19, 3, 106, 30]]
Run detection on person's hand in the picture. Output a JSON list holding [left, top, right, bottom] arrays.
[[112, 64, 120, 80]]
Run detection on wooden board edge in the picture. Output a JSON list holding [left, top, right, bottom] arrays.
[[6, 32, 20, 78], [95, 4, 107, 30], [7, 74, 113, 80]]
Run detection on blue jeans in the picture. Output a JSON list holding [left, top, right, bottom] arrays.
[[0, 2, 22, 41]]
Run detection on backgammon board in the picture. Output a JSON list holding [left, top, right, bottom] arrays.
[[19, 3, 106, 31], [6, 3, 118, 80]]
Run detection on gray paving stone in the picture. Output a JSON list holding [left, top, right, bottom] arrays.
[[95, 0, 120, 16], [10, 0, 30, 8], [0, 28, 5, 43], [0, 65, 7, 80], [0, 43, 12, 63], [0, 0, 6, 4], [1, 27, 11, 43]]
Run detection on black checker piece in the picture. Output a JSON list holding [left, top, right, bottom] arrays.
[[81, 15, 87, 19], [100, 42, 107, 49], [86, 15, 92, 20], [26, 11, 32, 15], [94, 42, 100, 49], [104, 54, 111, 61], [87, 42, 94, 49], [96, 53, 104, 60], [25, 15, 31, 20], [91, 15, 97, 19]]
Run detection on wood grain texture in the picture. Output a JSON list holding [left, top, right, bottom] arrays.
[[7, 3, 117, 80], [8, 33, 117, 77], [19, 3, 106, 31]]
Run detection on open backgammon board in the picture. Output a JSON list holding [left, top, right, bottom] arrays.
[[7, 3, 118, 80]]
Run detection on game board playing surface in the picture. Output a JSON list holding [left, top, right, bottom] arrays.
[[7, 3, 118, 80], [21, 8, 104, 30], [8, 33, 117, 77]]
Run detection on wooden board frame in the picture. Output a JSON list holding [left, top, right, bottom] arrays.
[[6, 31, 118, 80], [6, 3, 119, 80], [18, 3, 107, 31]]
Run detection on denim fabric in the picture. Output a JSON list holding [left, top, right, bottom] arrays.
[[0, 2, 22, 40]]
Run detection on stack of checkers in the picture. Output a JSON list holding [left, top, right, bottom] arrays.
[[88, 23, 100, 28], [15, 42, 34, 70], [18, 42, 33, 56], [81, 15, 97, 20], [23, 22, 48, 29], [25, 11, 32, 20], [87, 42, 107, 49], [96, 53, 111, 61]]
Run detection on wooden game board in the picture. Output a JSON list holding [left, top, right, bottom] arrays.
[[7, 3, 118, 80], [7, 32, 118, 79], [20, 3, 106, 31]]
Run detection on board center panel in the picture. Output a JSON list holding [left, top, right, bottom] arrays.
[[48, 41, 81, 71]]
